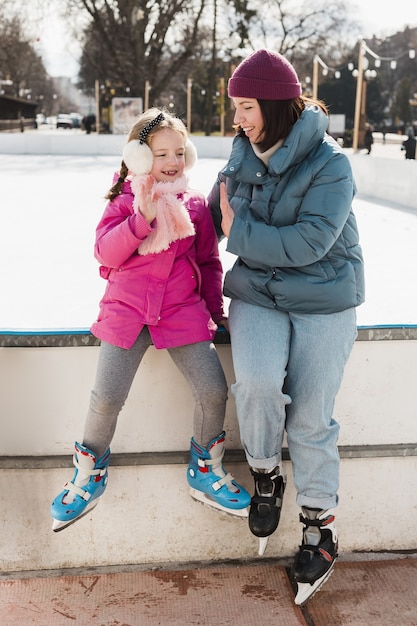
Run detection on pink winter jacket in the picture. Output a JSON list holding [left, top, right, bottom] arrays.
[[90, 175, 225, 350]]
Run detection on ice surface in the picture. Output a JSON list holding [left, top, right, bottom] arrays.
[[1, 154, 416, 329]]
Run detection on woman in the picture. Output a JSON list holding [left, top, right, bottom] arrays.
[[208, 49, 365, 605]]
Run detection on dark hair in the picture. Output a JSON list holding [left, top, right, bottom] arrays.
[[235, 96, 328, 153]]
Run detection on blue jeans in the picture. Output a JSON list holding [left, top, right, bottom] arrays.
[[228, 299, 357, 510]]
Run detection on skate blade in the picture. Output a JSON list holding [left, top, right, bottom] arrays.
[[257, 536, 269, 556], [189, 488, 249, 518], [51, 501, 99, 532], [294, 562, 336, 606]]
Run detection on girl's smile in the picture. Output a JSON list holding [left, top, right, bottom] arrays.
[[149, 127, 186, 182]]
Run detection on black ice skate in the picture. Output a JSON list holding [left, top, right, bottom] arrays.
[[249, 466, 286, 555], [293, 507, 338, 605]]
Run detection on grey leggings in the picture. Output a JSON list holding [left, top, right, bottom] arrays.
[[83, 327, 228, 457]]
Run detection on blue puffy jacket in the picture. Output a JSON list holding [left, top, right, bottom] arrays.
[[208, 105, 365, 314]]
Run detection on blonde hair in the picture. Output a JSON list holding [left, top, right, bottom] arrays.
[[105, 108, 189, 201]]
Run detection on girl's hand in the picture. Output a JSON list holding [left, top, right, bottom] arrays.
[[137, 175, 157, 223], [217, 317, 230, 333], [219, 182, 234, 238]]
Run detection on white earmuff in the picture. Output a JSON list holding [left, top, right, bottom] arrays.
[[184, 140, 197, 170], [123, 137, 197, 176], [122, 140, 154, 176]]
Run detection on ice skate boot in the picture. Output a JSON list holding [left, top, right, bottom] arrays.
[[249, 466, 286, 555], [187, 432, 251, 517], [293, 507, 338, 605], [50, 442, 110, 532]]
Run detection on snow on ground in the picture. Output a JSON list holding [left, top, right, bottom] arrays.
[[1, 154, 416, 330]]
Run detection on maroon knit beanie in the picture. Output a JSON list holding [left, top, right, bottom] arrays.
[[228, 49, 301, 100]]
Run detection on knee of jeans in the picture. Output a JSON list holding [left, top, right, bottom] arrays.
[[237, 370, 283, 394]]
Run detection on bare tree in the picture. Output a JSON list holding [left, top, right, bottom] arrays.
[[0, 12, 55, 108], [242, 0, 354, 58], [63, 0, 209, 102]]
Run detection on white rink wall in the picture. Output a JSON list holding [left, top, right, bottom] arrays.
[[1, 133, 417, 573], [1, 329, 417, 572]]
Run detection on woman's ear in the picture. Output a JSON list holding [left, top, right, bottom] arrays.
[[122, 140, 154, 175], [184, 140, 197, 170]]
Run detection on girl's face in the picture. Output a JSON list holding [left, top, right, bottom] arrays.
[[149, 127, 186, 182], [232, 97, 264, 144]]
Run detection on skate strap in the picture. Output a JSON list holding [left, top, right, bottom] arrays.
[[299, 513, 335, 528], [197, 453, 236, 491], [197, 453, 222, 469], [299, 543, 334, 563], [63, 481, 91, 501], [73, 456, 107, 477], [252, 494, 283, 506], [210, 471, 235, 491]]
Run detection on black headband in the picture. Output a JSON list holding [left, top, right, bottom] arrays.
[[138, 112, 165, 144]]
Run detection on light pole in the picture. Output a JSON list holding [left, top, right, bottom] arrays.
[[144, 80, 150, 111], [313, 55, 319, 99], [352, 41, 365, 152], [187, 78, 192, 132]]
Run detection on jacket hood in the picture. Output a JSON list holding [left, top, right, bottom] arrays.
[[268, 105, 329, 174], [224, 105, 329, 181]]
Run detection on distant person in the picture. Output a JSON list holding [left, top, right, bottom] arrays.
[[401, 127, 416, 159], [83, 115, 93, 134], [364, 124, 373, 154], [50, 107, 251, 533], [208, 49, 365, 605]]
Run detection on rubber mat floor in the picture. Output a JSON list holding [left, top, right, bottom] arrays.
[[1, 557, 417, 625]]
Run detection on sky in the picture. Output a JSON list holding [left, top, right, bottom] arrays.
[[38, 1, 417, 78], [357, 0, 417, 37]]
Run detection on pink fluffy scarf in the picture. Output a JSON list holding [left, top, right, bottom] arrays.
[[130, 175, 195, 255]]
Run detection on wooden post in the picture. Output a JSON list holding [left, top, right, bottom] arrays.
[[352, 41, 365, 152], [187, 78, 192, 132]]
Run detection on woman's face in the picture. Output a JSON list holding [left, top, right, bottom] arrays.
[[149, 127, 186, 182], [232, 97, 264, 144]]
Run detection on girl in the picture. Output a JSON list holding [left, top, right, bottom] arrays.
[[208, 50, 365, 604], [51, 108, 251, 532]]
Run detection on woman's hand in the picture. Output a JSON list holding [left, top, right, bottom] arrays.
[[219, 182, 234, 238], [137, 175, 157, 223]]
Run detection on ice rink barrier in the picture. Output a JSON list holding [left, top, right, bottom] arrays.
[[1, 325, 416, 572]]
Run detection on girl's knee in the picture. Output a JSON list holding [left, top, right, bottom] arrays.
[[90, 390, 124, 416]]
